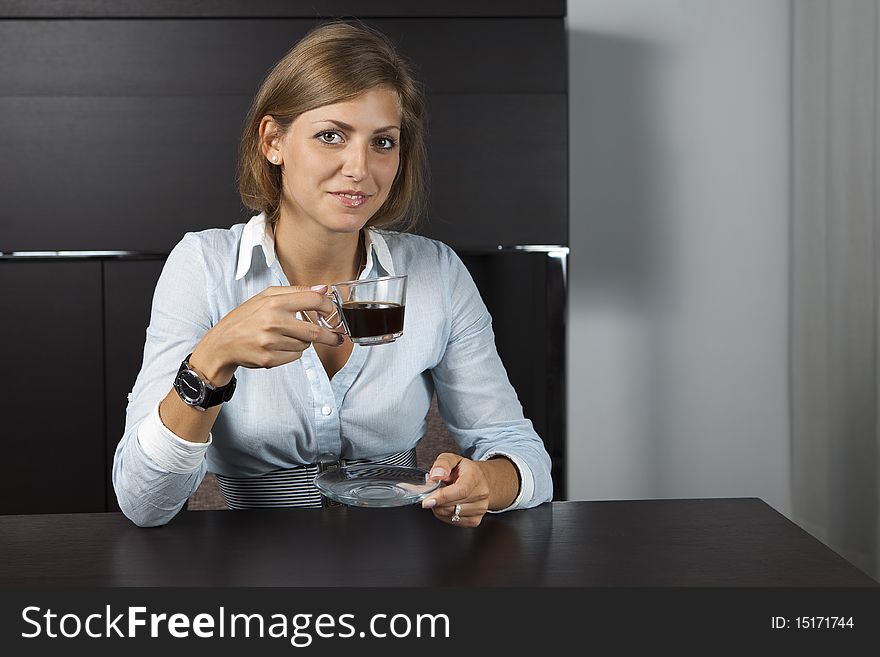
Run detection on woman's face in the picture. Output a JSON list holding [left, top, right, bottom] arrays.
[[270, 87, 402, 236]]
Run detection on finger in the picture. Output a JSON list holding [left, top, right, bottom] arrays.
[[276, 318, 344, 348], [421, 476, 474, 510], [306, 295, 339, 319], [433, 502, 483, 528], [442, 501, 467, 518], [239, 347, 309, 369], [309, 326, 346, 348], [427, 452, 462, 483], [261, 284, 327, 296], [258, 336, 313, 354], [259, 285, 337, 315], [292, 285, 337, 317], [242, 329, 339, 368], [259, 292, 338, 329], [295, 286, 339, 319]]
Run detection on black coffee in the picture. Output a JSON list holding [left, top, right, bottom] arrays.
[[341, 302, 404, 338]]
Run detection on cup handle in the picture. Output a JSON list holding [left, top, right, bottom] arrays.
[[313, 293, 347, 334]]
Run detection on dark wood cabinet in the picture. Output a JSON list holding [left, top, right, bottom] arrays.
[[0, 261, 106, 513], [461, 251, 567, 497], [0, 257, 165, 514], [0, 14, 566, 253], [424, 94, 568, 248], [103, 259, 166, 511]]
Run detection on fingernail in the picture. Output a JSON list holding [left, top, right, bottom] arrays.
[[310, 284, 327, 292], [430, 468, 447, 478], [422, 498, 437, 509]]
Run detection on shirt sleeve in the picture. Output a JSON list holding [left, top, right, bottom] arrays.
[[430, 245, 553, 512], [137, 402, 213, 474], [111, 233, 214, 527]]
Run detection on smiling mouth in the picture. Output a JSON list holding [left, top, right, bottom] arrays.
[[329, 192, 371, 208]]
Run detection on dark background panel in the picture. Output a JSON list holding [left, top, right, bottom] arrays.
[[0, 261, 106, 513], [0, 95, 249, 252], [0, 94, 567, 252], [461, 252, 548, 438], [103, 258, 166, 511], [424, 94, 568, 248], [460, 251, 564, 497], [544, 250, 567, 495], [378, 19, 566, 94], [0, 18, 565, 96], [0, 0, 566, 19]]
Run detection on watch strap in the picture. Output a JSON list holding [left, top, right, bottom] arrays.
[[202, 375, 237, 407], [178, 353, 236, 409]]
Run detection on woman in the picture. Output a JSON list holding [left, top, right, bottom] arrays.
[[113, 21, 553, 527]]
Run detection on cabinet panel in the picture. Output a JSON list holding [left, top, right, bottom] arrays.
[[0, 261, 105, 513], [0, 95, 249, 252], [103, 258, 166, 511], [0, 94, 566, 252], [0, 18, 564, 96], [0, 1, 566, 19], [422, 95, 568, 248], [459, 251, 566, 497]]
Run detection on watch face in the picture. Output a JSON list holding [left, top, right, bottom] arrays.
[[176, 369, 206, 405]]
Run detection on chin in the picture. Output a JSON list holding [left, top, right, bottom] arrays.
[[323, 215, 371, 234]]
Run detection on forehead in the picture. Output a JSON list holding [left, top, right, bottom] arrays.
[[298, 87, 402, 129]]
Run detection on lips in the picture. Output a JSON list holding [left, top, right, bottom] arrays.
[[329, 191, 371, 208]]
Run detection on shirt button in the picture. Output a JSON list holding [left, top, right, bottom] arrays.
[[321, 405, 333, 416]]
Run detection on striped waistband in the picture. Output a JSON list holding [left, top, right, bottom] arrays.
[[215, 448, 418, 510]]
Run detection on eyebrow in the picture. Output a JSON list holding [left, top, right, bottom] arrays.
[[312, 119, 401, 133]]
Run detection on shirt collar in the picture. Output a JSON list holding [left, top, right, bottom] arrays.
[[234, 213, 395, 281], [234, 213, 277, 280]]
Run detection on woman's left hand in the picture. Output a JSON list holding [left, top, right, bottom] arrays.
[[421, 453, 518, 527]]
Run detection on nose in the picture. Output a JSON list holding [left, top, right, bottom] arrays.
[[341, 143, 369, 182]]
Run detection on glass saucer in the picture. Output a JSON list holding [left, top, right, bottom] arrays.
[[314, 465, 441, 508]]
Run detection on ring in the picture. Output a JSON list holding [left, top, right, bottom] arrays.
[[451, 503, 462, 523]]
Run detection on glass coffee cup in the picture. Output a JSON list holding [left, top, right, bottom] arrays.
[[317, 275, 407, 345]]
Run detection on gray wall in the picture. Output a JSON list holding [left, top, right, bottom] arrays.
[[567, 0, 792, 515]]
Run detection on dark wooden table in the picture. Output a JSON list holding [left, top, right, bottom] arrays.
[[0, 498, 875, 587]]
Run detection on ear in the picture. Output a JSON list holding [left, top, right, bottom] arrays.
[[258, 115, 283, 160]]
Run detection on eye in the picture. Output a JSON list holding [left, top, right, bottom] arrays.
[[316, 131, 343, 145], [373, 136, 397, 151]]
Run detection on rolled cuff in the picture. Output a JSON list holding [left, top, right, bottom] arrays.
[[480, 450, 534, 513], [137, 402, 212, 474]]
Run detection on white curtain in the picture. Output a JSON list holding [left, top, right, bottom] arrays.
[[791, 0, 879, 580]]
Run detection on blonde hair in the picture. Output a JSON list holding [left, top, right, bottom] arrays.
[[238, 21, 428, 232]]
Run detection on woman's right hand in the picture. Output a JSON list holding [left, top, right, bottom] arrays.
[[188, 284, 342, 385]]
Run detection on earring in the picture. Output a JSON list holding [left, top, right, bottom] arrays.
[[270, 154, 279, 163]]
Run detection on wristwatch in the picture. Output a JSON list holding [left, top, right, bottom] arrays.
[[173, 353, 236, 411]]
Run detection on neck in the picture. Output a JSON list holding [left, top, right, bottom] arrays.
[[273, 216, 364, 288]]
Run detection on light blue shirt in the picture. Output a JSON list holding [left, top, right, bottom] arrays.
[[112, 214, 553, 526]]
